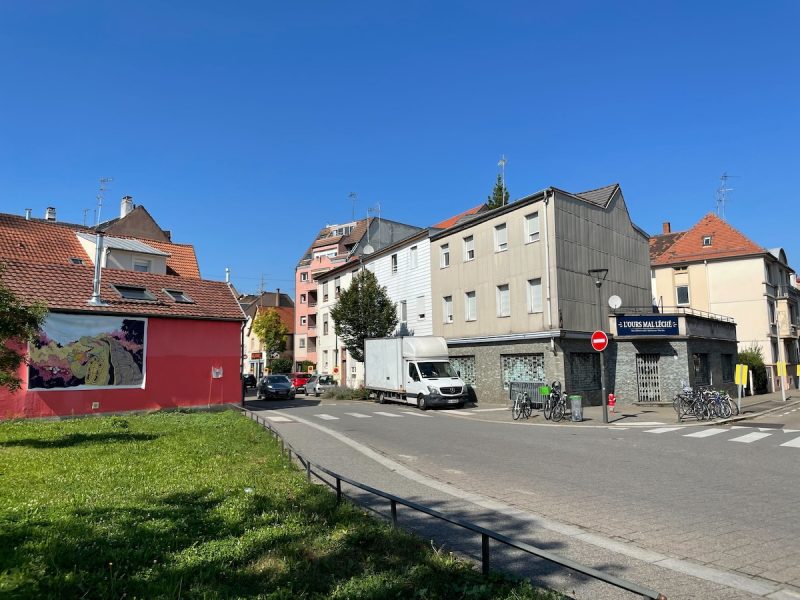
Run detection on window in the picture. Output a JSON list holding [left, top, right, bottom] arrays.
[[300, 316, 307, 326], [391, 253, 398, 273], [300, 293, 307, 304], [525, 212, 540, 243], [465, 291, 477, 321], [164, 289, 193, 303], [703, 236, 712, 246], [410, 246, 418, 269], [692, 353, 710, 386], [449, 355, 476, 385], [494, 224, 508, 252], [768, 300, 776, 324], [323, 313, 329, 335], [133, 259, 151, 273], [721, 354, 734, 383], [440, 244, 450, 268], [417, 295, 426, 319], [398, 300, 407, 323], [409, 363, 420, 382], [501, 354, 545, 390], [323, 350, 329, 368], [673, 266, 687, 272], [323, 281, 329, 302], [676, 285, 690, 306], [568, 353, 600, 391], [69, 257, 85, 265], [112, 285, 155, 301], [463, 235, 475, 261], [496, 284, 510, 317], [299, 337, 306, 349], [300, 272, 308, 282], [527, 278, 543, 313], [443, 296, 453, 323], [334, 276, 341, 298]]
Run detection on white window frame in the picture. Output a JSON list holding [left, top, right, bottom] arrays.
[[399, 300, 407, 323], [410, 246, 418, 269], [440, 244, 450, 268], [494, 223, 508, 252], [300, 316, 307, 326], [465, 291, 477, 321], [300, 271, 308, 282], [133, 258, 152, 273], [334, 276, 341, 298], [527, 278, 543, 313], [322, 281, 329, 302], [525, 212, 540, 243], [417, 295, 425, 319], [300, 293, 307, 304], [676, 285, 690, 306], [443, 296, 453, 323], [299, 337, 306, 349], [703, 235, 712, 246], [496, 284, 510, 317], [463, 235, 475, 262], [391, 253, 398, 274]]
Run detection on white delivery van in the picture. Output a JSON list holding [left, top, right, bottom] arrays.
[[364, 336, 468, 410]]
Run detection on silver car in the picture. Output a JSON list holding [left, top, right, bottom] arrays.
[[306, 374, 338, 397]]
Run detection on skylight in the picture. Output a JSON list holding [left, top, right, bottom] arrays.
[[69, 257, 85, 265], [113, 285, 156, 301], [164, 289, 194, 304]]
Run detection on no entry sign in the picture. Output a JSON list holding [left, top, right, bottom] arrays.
[[591, 330, 609, 352]]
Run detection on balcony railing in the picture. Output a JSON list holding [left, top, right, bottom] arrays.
[[777, 285, 800, 300]]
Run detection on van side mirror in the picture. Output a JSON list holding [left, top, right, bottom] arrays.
[[457, 370, 461, 377]]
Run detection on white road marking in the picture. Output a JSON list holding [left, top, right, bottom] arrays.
[[400, 411, 434, 418], [345, 412, 371, 418], [759, 427, 778, 432], [265, 416, 293, 423], [645, 427, 683, 434], [472, 407, 508, 413], [443, 410, 473, 416], [729, 432, 772, 444], [784, 429, 800, 433], [779, 436, 800, 448], [684, 428, 727, 438], [730, 426, 751, 430], [374, 411, 403, 418], [622, 421, 665, 426], [315, 414, 339, 420]]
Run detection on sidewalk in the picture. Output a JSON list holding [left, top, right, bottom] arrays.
[[467, 389, 800, 427]]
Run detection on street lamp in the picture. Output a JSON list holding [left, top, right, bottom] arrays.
[[588, 268, 609, 423]]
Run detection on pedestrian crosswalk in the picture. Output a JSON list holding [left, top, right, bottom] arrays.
[[642, 425, 800, 449]]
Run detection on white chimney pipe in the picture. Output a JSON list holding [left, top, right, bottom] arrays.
[[87, 232, 108, 306], [24, 208, 31, 220], [45, 207, 56, 221], [225, 267, 231, 283], [120, 196, 134, 218]]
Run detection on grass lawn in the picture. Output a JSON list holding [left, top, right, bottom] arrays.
[[0, 410, 553, 599]]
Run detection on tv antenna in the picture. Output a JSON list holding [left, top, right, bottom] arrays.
[[96, 177, 113, 226], [348, 192, 357, 221], [716, 172, 738, 220]]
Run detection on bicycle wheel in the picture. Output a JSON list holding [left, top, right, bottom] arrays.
[[543, 394, 553, 420], [552, 400, 565, 422], [522, 395, 533, 419], [727, 396, 740, 416], [512, 396, 522, 420]]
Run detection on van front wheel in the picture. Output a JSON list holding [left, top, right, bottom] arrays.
[[417, 394, 428, 411], [377, 392, 386, 404]]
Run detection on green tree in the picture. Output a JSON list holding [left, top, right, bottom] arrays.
[[330, 270, 398, 363], [486, 174, 509, 209], [251, 308, 289, 370], [738, 344, 768, 395], [0, 270, 47, 391], [270, 358, 293, 374]]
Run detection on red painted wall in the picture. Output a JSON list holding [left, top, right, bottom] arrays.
[[1, 317, 242, 419]]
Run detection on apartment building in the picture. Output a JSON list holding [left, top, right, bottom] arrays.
[[430, 184, 652, 404], [651, 213, 799, 389], [240, 291, 295, 378], [294, 218, 421, 371]]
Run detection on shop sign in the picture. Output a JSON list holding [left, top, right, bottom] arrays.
[[616, 315, 679, 336], [251, 352, 263, 359]]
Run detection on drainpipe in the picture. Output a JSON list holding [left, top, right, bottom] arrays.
[[87, 232, 108, 306], [542, 189, 555, 354]]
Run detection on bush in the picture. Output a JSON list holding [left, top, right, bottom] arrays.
[[322, 386, 370, 401], [738, 345, 768, 394], [270, 358, 293, 374]]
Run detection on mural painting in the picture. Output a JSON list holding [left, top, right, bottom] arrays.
[[28, 314, 147, 390]]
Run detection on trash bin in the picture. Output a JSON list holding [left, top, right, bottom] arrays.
[[569, 395, 583, 422]]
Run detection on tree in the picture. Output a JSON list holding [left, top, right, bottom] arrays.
[[738, 344, 768, 395], [270, 358, 293, 374], [330, 270, 398, 363], [251, 308, 289, 370], [0, 270, 47, 391], [486, 173, 509, 209]]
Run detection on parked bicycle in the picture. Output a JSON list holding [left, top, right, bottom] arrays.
[[512, 391, 533, 420], [543, 381, 568, 422], [673, 384, 738, 421]]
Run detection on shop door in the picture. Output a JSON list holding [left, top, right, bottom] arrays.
[[635, 354, 661, 403]]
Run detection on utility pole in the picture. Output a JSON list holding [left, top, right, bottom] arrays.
[[589, 268, 609, 423]]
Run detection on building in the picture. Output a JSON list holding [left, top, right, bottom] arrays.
[[650, 214, 799, 390], [293, 217, 422, 371], [0, 201, 245, 419], [241, 291, 295, 377], [430, 184, 652, 404]]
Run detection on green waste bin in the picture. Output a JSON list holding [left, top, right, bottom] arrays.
[[569, 395, 583, 422]]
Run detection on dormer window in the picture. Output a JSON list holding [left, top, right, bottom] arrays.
[[133, 258, 152, 273], [69, 257, 85, 265], [164, 289, 194, 303], [113, 285, 156, 301], [702, 236, 712, 247]]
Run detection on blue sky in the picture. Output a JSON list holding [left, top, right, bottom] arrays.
[[1, 2, 798, 296]]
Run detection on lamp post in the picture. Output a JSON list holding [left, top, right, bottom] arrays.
[[589, 268, 609, 423]]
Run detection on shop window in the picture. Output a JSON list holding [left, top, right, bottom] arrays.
[[501, 354, 545, 390], [450, 355, 476, 385], [569, 353, 600, 391], [692, 353, 710, 386], [721, 354, 734, 383]]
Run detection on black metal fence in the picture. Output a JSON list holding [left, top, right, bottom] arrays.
[[241, 407, 667, 600]]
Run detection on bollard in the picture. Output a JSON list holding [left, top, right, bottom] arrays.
[[306, 462, 311, 482], [336, 478, 342, 504], [391, 499, 397, 527], [481, 534, 490, 575]]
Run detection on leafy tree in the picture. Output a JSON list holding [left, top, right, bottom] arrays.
[[251, 308, 289, 370], [270, 358, 293, 374], [297, 359, 315, 373], [738, 344, 768, 395], [0, 270, 47, 391], [486, 174, 509, 209], [330, 270, 397, 363]]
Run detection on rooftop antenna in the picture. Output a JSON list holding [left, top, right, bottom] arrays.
[[82, 208, 91, 226], [348, 192, 357, 221], [716, 172, 737, 220], [498, 155, 507, 206], [95, 177, 113, 226]]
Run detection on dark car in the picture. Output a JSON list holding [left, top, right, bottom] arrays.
[[257, 375, 295, 400], [242, 373, 257, 389], [289, 372, 312, 393]]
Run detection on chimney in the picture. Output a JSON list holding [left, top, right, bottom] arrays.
[[87, 232, 108, 306], [120, 196, 134, 218], [276, 288, 280, 306], [24, 208, 31, 220], [662, 222, 671, 234], [45, 207, 56, 221]]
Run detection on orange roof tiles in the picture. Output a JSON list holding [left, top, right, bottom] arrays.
[[432, 204, 486, 230], [256, 305, 295, 333], [651, 213, 765, 266]]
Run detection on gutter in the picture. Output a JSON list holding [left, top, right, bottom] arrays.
[[543, 189, 556, 355]]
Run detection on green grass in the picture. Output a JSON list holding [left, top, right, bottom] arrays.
[[0, 411, 553, 599]]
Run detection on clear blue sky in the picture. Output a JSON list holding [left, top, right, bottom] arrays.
[[2, 2, 798, 296]]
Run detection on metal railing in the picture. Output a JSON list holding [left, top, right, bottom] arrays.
[[241, 408, 667, 600], [508, 381, 548, 409], [623, 305, 735, 323]]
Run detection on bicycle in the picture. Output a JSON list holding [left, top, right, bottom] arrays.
[[512, 391, 533, 420], [543, 381, 568, 422]]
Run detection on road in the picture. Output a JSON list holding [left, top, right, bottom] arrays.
[[242, 391, 800, 600]]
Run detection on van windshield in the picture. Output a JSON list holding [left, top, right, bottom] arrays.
[[417, 362, 456, 379]]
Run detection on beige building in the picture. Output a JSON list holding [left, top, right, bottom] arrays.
[[650, 214, 799, 391], [430, 183, 651, 404]]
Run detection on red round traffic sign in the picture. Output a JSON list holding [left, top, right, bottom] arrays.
[[591, 330, 609, 351]]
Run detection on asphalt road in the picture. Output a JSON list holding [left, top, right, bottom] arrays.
[[242, 392, 800, 600]]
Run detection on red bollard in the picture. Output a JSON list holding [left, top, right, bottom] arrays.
[[608, 392, 616, 414]]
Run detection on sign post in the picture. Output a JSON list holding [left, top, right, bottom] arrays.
[[734, 364, 748, 414], [592, 329, 609, 423]]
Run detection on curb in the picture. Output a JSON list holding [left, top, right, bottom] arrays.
[[708, 398, 800, 426]]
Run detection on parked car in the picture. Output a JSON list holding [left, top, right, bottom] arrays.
[[256, 375, 295, 400], [306, 374, 338, 397], [289, 372, 313, 393], [242, 373, 257, 389]]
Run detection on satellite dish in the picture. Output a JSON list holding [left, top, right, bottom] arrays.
[[363, 244, 374, 255], [608, 295, 622, 310]]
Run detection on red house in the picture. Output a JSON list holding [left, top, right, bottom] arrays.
[[0, 204, 245, 419]]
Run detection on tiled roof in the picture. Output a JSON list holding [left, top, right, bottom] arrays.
[[652, 213, 765, 266], [0, 259, 244, 321], [0, 213, 201, 278], [574, 183, 620, 207], [432, 204, 486, 229], [255, 305, 295, 333], [649, 232, 685, 262]]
